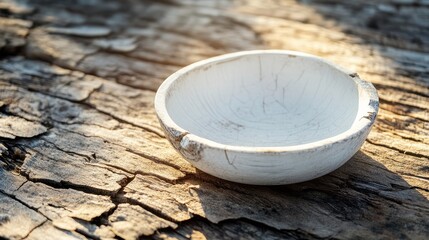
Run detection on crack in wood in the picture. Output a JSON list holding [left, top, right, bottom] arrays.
[[1, 0, 429, 239], [366, 139, 429, 160]]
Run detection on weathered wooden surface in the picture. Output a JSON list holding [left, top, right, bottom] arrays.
[[0, 0, 428, 239]]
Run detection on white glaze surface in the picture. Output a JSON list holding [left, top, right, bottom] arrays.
[[155, 50, 378, 185]]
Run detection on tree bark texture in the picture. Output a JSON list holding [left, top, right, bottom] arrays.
[[0, 0, 428, 239]]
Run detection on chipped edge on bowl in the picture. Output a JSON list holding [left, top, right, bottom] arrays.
[[155, 50, 379, 159]]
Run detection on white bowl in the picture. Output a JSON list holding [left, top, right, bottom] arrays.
[[155, 50, 378, 185]]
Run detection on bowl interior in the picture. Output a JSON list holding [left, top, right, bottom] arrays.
[[165, 53, 362, 147]]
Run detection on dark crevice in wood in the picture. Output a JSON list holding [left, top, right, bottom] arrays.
[[412, 186, 429, 194], [0, 141, 28, 172], [401, 173, 429, 182], [1, 0, 429, 239], [373, 124, 427, 144], [20, 219, 48, 239], [365, 69, 429, 88], [91, 174, 136, 228], [0, 47, 26, 59], [21, 170, 116, 197], [124, 147, 183, 172], [174, 172, 271, 199], [15, 179, 28, 192], [41, 137, 93, 162], [0, 189, 49, 220], [149, 0, 182, 7], [380, 105, 429, 125], [73, 227, 102, 240], [8, 82, 89, 104], [90, 162, 135, 176], [12, 142, 121, 196], [93, 161, 184, 184], [378, 105, 428, 123], [366, 139, 429, 160], [2, 78, 166, 137], [76, 80, 103, 103], [55, 126, 186, 173], [73, 50, 100, 69], [374, 126, 426, 144], [178, 165, 429, 213], [124, 48, 186, 68], [157, 26, 229, 50], [20, 45, 165, 93], [118, 194, 180, 224], [345, 179, 429, 211], [372, 82, 429, 98], [90, 174, 180, 232], [83, 102, 165, 138], [379, 97, 428, 112], [238, 217, 325, 240], [0, 101, 52, 126], [0, 105, 56, 133], [149, 215, 324, 240]]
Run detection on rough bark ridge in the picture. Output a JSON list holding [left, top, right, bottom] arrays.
[[0, 0, 428, 239]]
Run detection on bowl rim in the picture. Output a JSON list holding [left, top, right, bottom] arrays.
[[155, 50, 379, 153]]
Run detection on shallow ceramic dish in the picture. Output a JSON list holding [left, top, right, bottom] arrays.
[[155, 50, 378, 185]]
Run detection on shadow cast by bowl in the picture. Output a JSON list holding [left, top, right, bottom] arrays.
[[185, 150, 429, 238]]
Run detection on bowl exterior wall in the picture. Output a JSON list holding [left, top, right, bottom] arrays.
[[160, 120, 373, 185]]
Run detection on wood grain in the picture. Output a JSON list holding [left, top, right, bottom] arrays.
[[0, 0, 428, 239]]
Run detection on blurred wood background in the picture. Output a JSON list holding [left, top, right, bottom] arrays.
[[0, 0, 428, 239]]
